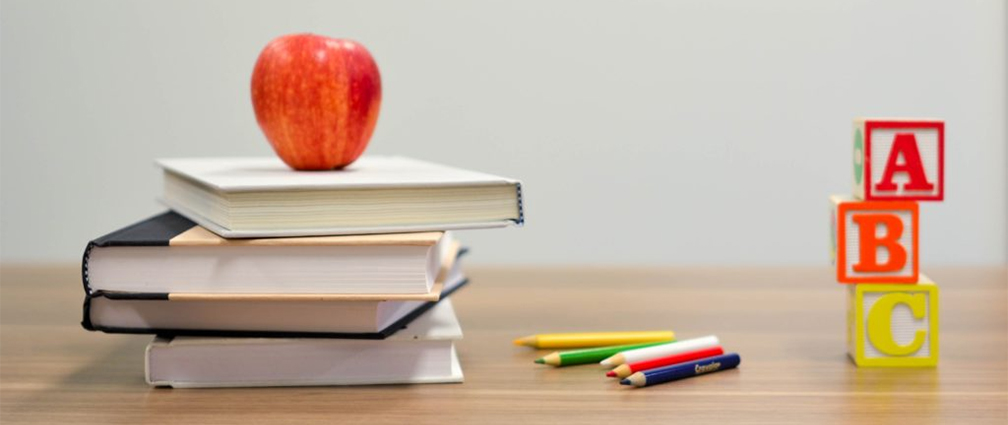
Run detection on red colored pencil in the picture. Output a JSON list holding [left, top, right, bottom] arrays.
[[607, 346, 724, 379]]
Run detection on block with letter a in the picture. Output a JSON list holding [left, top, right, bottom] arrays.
[[830, 195, 918, 283], [852, 118, 944, 201], [847, 276, 939, 367]]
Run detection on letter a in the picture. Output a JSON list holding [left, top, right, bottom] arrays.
[[852, 213, 906, 273], [875, 133, 934, 192]]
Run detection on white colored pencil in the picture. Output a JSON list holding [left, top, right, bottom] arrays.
[[599, 335, 720, 366]]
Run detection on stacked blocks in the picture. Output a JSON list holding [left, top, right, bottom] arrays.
[[832, 118, 944, 367]]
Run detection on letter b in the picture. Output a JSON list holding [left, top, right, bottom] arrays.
[[831, 196, 918, 283]]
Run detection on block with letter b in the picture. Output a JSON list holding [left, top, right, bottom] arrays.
[[853, 118, 944, 201], [831, 195, 918, 283], [847, 276, 939, 367]]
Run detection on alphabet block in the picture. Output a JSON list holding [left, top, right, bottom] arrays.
[[853, 118, 944, 201], [846, 276, 939, 367], [831, 195, 918, 283]]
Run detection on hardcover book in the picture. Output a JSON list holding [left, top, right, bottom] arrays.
[[82, 212, 458, 295], [83, 255, 468, 338], [145, 299, 465, 388], [157, 156, 524, 238]]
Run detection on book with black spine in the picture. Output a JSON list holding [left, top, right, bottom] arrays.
[[81, 212, 469, 339]]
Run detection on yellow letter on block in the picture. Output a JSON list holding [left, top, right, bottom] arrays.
[[847, 275, 939, 367]]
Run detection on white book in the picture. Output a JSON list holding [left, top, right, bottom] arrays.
[[88, 261, 467, 336], [145, 300, 464, 388], [157, 156, 524, 238], [83, 212, 459, 295]]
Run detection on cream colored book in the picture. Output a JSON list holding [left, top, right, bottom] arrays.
[[157, 156, 524, 238], [86, 255, 468, 337], [145, 299, 464, 388], [83, 212, 458, 295]]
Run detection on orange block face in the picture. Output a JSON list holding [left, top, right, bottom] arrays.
[[831, 195, 919, 283]]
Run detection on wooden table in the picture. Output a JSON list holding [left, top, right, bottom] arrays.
[[2, 265, 1006, 424]]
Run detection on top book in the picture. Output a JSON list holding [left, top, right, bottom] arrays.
[[158, 156, 524, 238]]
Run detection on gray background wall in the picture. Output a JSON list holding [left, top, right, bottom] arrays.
[[2, 0, 1005, 265]]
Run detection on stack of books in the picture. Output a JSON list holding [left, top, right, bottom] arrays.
[[80, 156, 523, 387]]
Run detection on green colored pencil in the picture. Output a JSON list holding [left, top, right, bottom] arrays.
[[533, 341, 674, 367]]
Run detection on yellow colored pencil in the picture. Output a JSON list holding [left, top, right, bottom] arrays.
[[512, 331, 674, 349]]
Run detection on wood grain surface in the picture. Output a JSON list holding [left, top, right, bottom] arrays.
[[1, 265, 1005, 424]]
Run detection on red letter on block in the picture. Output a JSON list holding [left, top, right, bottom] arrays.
[[856, 119, 944, 201], [851, 214, 906, 273], [874, 133, 934, 192]]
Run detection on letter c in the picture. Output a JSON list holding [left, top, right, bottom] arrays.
[[867, 293, 927, 356]]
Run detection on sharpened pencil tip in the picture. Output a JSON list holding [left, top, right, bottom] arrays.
[[599, 359, 613, 367], [619, 379, 631, 385], [605, 371, 616, 377], [534, 358, 544, 364], [513, 336, 536, 347]]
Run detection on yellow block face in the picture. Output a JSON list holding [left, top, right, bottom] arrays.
[[847, 276, 939, 367]]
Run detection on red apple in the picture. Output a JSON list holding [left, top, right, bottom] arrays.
[[251, 34, 381, 170]]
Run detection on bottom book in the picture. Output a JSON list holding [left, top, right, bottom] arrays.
[[146, 299, 464, 388]]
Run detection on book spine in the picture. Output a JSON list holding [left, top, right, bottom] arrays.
[[80, 241, 97, 330], [80, 211, 196, 331], [515, 182, 525, 225]]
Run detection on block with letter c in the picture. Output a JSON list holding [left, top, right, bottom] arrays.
[[831, 195, 918, 283], [847, 277, 939, 367]]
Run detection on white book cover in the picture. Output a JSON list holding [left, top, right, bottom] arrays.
[[157, 156, 524, 238], [145, 299, 464, 388], [158, 156, 520, 191]]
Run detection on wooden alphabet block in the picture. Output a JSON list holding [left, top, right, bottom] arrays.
[[853, 118, 944, 201], [847, 276, 939, 367], [831, 195, 918, 283]]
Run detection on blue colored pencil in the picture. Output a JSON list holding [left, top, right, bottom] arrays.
[[619, 353, 740, 387]]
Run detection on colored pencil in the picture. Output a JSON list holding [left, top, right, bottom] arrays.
[[535, 341, 672, 367], [620, 353, 741, 387], [513, 331, 674, 349], [600, 335, 719, 366], [607, 346, 724, 378]]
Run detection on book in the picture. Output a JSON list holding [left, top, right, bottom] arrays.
[[157, 156, 524, 238], [83, 212, 458, 295], [145, 299, 465, 388], [83, 255, 468, 338]]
